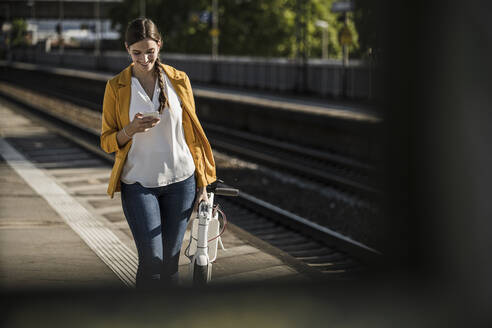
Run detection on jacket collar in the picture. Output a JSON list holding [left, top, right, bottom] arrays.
[[116, 62, 184, 88]]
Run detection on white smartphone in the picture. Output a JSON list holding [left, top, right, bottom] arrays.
[[142, 111, 160, 118]]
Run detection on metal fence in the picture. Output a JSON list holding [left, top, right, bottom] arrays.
[[10, 49, 379, 100]]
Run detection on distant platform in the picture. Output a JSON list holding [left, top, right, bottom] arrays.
[[0, 60, 381, 123]]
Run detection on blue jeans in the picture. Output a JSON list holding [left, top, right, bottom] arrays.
[[121, 174, 196, 288]]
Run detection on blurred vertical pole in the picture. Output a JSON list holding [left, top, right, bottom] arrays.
[[94, 0, 101, 56], [210, 0, 219, 84], [295, 0, 308, 93], [301, 0, 308, 92], [27, 0, 36, 21], [295, 0, 300, 60], [368, 48, 373, 99], [140, 0, 146, 18], [342, 12, 348, 66], [322, 25, 328, 59], [59, 0, 64, 55], [342, 12, 348, 98], [315, 20, 329, 59], [27, 0, 36, 46], [212, 0, 219, 59], [4, 3, 11, 61]]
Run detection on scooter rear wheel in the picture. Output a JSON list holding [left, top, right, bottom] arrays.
[[193, 262, 208, 286]]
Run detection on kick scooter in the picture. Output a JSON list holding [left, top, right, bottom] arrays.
[[185, 180, 239, 286]]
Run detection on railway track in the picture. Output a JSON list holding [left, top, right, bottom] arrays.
[[0, 76, 380, 199], [0, 85, 382, 279], [203, 122, 380, 199]]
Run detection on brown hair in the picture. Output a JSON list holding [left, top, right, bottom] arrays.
[[125, 18, 168, 113]]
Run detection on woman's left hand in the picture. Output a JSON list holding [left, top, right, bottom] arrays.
[[193, 186, 209, 213]]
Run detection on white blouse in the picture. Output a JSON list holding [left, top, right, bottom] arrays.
[[120, 73, 196, 187]]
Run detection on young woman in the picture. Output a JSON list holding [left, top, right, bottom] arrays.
[[100, 18, 216, 288]]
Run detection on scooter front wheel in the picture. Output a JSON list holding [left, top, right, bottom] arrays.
[[193, 262, 208, 286]]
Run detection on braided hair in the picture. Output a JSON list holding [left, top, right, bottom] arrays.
[[125, 18, 169, 114], [154, 56, 169, 113]]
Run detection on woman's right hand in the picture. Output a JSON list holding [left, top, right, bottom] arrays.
[[126, 112, 160, 136]]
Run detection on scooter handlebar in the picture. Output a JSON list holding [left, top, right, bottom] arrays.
[[214, 188, 239, 197]]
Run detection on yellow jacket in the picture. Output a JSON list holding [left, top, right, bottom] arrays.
[[100, 63, 216, 198]]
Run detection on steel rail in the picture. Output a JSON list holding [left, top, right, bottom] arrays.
[[0, 81, 380, 199]]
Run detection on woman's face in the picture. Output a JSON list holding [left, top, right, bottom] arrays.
[[126, 38, 161, 74]]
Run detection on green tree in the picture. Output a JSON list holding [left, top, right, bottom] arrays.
[[11, 19, 28, 48], [109, 0, 209, 53], [108, 0, 360, 59]]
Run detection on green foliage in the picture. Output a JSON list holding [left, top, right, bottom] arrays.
[[108, 0, 362, 59], [220, 0, 296, 57], [11, 19, 28, 48]]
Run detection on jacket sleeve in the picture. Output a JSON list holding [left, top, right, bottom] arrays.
[[100, 81, 122, 154]]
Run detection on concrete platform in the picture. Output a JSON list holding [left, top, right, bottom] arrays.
[[0, 96, 310, 289], [0, 155, 122, 290]]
